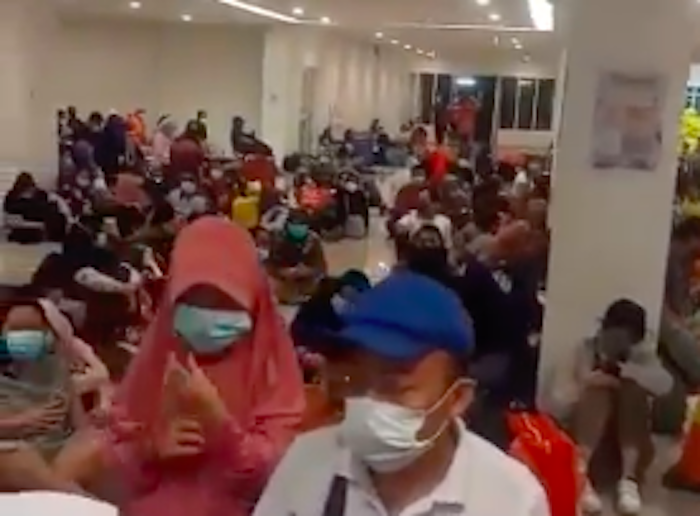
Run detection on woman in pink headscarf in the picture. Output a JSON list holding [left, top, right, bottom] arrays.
[[103, 216, 304, 515]]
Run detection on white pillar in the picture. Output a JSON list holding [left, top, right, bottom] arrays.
[[539, 0, 693, 407], [0, 0, 58, 190]]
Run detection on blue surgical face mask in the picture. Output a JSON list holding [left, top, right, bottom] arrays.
[[2, 330, 54, 361], [173, 304, 252, 355], [286, 223, 309, 242]]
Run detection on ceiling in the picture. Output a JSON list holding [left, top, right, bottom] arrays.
[[56, 0, 557, 65]]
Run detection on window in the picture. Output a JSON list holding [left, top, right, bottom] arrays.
[[499, 77, 517, 129], [686, 86, 700, 111], [535, 79, 555, 130], [499, 77, 556, 131], [418, 73, 435, 123], [517, 79, 536, 129]]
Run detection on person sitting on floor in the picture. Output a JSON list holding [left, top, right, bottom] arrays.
[[167, 173, 210, 221], [397, 189, 453, 251], [3, 173, 65, 244], [267, 211, 327, 305], [566, 299, 671, 515], [0, 298, 110, 492]]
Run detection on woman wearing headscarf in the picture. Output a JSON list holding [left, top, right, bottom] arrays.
[[0, 298, 110, 491], [101, 217, 304, 516]]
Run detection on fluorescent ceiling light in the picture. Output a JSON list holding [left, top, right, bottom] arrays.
[[456, 77, 477, 87], [218, 0, 301, 23], [390, 39, 399, 45], [383, 22, 545, 32], [129, 1, 141, 9], [181, 14, 192, 21], [320, 16, 331, 24], [416, 49, 424, 55], [403, 44, 412, 50], [528, 0, 553, 31], [375, 31, 384, 39], [489, 13, 501, 21], [292, 6, 304, 16], [476, 0, 490, 5]]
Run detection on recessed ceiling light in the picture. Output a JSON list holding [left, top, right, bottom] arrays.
[[320, 16, 331, 24], [489, 12, 501, 21], [291, 6, 304, 16], [427, 51, 436, 58], [375, 31, 384, 39], [129, 1, 141, 8], [416, 49, 424, 55], [476, 0, 490, 5], [181, 13, 192, 21], [390, 39, 399, 45], [403, 44, 412, 50]]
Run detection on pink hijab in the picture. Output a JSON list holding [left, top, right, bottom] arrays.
[[110, 216, 304, 516]]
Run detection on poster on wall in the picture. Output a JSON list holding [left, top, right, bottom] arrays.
[[590, 71, 665, 171]]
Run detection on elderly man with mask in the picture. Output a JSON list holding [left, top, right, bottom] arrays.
[[254, 271, 549, 516]]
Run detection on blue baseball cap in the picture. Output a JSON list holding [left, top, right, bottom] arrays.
[[338, 270, 474, 361]]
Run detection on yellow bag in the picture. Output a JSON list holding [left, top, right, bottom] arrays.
[[231, 195, 260, 229]]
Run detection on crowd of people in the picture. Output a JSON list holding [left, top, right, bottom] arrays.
[[0, 107, 699, 516]]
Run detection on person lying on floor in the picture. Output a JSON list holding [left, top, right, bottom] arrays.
[[0, 298, 110, 492], [566, 299, 671, 515], [267, 212, 327, 305]]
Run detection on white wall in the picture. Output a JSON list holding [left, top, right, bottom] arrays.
[[55, 19, 264, 151], [313, 36, 415, 136]]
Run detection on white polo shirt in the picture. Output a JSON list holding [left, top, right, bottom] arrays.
[[254, 421, 550, 516], [0, 492, 118, 516]]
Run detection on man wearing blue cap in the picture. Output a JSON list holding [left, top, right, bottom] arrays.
[[254, 271, 549, 516]]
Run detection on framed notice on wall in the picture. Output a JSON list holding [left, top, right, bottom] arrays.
[[590, 71, 666, 171]]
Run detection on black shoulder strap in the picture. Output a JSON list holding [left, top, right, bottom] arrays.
[[321, 475, 348, 516]]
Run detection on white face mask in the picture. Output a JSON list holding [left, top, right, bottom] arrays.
[[330, 294, 349, 313], [210, 169, 224, 180], [95, 232, 109, 248], [181, 181, 197, 194], [339, 383, 458, 473]]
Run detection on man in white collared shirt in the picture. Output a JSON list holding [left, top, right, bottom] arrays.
[[254, 271, 549, 516], [0, 491, 117, 516]]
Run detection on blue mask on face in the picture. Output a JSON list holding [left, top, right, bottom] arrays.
[[173, 304, 252, 355], [2, 330, 53, 361], [286, 223, 309, 242]]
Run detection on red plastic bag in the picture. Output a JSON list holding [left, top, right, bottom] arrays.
[[507, 411, 581, 516]]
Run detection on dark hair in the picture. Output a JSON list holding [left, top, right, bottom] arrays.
[[602, 299, 646, 343], [673, 217, 700, 242], [10, 172, 36, 195]]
